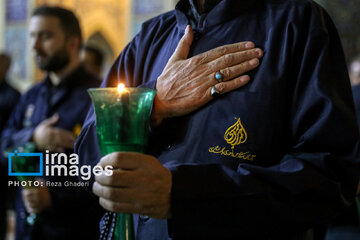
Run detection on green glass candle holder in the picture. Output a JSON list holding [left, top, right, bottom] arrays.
[[88, 87, 156, 240]]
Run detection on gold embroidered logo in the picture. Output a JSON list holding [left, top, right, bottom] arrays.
[[208, 118, 256, 161], [73, 124, 82, 138], [224, 118, 247, 149]]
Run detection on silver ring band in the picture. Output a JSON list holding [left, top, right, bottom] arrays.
[[211, 86, 220, 98]]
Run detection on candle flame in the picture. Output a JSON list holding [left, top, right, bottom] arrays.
[[117, 83, 125, 93]]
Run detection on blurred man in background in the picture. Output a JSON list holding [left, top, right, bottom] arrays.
[[1, 6, 103, 240], [80, 45, 104, 78], [349, 55, 360, 222], [0, 53, 20, 132], [350, 56, 360, 127], [0, 52, 20, 240]]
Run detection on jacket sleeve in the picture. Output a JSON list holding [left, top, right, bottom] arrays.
[[1, 94, 36, 164], [0, 86, 20, 132], [167, 6, 360, 239]]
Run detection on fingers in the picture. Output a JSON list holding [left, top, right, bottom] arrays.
[[213, 57, 260, 83], [95, 168, 134, 187], [192, 41, 256, 64], [97, 152, 149, 170], [24, 203, 37, 213], [53, 146, 65, 152], [94, 184, 166, 218], [167, 25, 194, 64], [22, 189, 40, 213], [54, 129, 76, 149], [41, 113, 59, 126], [93, 182, 134, 202], [208, 75, 251, 98], [98, 197, 135, 214], [208, 48, 263, 74], [22, 185, 51, 214], [40, 128, 75, 152]]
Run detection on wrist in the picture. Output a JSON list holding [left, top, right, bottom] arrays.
[[151, 97, 167, 127], [150, 114, 163, 128]]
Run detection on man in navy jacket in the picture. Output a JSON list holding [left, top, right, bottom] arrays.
[[0, 53, 20, 132], [0, 53, 20, 240], [1, 6, 103, 240], [76, 0, 360, 239]]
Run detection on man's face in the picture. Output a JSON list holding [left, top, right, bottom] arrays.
[[80, 49, 100, 76], [350, 60, 360, 86], [29, 15, 70, 72]]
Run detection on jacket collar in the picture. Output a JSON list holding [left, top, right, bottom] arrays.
[[44, 65, 87, 90], [175, 0, 260, 32]]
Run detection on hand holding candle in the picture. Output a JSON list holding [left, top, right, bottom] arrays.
[[93, 152, 172, 219], [88, 84, 160, 239]]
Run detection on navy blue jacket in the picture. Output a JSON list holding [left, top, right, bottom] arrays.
[[75, 0, 360, 239], [0, 81, 20, 132], [1, 66, 104, 240], [0, 80, 20, 239], [352, 84, 360, 130]]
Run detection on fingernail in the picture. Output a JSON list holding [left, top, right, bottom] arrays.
[[245, 42, 254, 49], [241, 75, 250, 82], [250, 58, 259, 66], [256, 49, 263, 57]]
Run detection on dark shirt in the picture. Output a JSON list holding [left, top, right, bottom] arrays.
[[1, 66, 104, 240], [76, 0, 360, 239], [352, 84, 360, 129], [0, 80, 20, 133], [0, 79, 20, 240], [0, 80, 20, 204], [187, 0, 222, 27]]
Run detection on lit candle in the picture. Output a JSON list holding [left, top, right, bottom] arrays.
[[117, 83, 125, 93], [117, 83, 129, 142]]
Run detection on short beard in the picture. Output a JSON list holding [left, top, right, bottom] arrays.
[[37, 47, 70, 72]]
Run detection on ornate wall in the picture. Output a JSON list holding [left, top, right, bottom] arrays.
[[1, 0, 177, 91], [35, 0, 131, 57]]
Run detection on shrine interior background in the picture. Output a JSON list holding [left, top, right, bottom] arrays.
[[0, 0, 177, 92], [0, 0, 359, 93]]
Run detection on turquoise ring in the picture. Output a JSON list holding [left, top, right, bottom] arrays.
[[215, 71, 224, 83]]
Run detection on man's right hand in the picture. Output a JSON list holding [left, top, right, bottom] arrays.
[[152, 25, 263, 126], [33, 114, 75, 152], [22, 179, 51, 214]]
